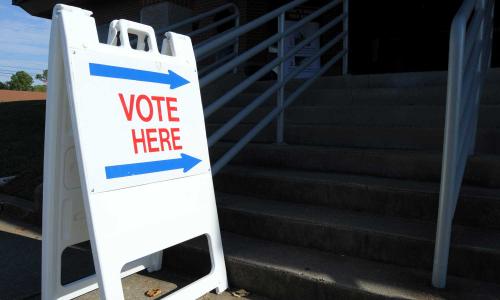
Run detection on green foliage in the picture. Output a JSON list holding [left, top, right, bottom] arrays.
[[0, 81, 7, 90], [35, 69, 48, 84], [32, 85, 47, 92], [9, 71, 34, 91]]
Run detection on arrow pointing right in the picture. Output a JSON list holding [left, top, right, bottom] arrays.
[[89, 63, 190, 89], [105, 153, 202, 179]]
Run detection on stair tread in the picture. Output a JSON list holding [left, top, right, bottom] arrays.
[[219, 165, 500, 200], [236, 84, 500, 96], [217, 141, 442, 156], [216, 191, 500, 252], [239, 85, 445, 95], [213, 142, 500, 187], [207, 122, 500, 130], [218, 141, 500, 159], [287, 123, 500, 130], [246, 69, 500, 89], [182, 231, 500, 299], [220, 103, 500, 109]]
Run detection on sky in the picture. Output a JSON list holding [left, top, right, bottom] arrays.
[[0, 0, 50, 84]]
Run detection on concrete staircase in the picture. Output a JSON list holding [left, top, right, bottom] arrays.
[[164, 71, 500, 299]]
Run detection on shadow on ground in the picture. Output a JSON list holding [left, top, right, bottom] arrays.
[[0, 217, 264, 300], [0, 100, 45, 202]]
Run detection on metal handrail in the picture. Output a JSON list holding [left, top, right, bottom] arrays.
[[192, 0, 349, 174], [200, 0, 344, 88], [203, 11, 346, 115], [207, 32, 347, 147], [195, 0, 307, 58], [432, 0, 494, 288]]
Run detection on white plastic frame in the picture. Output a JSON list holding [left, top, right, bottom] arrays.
[[107, 19, 159, 53], [42, 4, 227, 300]]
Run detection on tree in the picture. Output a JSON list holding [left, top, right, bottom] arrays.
[[32, 85, 47, 92], [36, 69, 48, 84], [9, 71, 33, 91], [0, 81, 7, 90]]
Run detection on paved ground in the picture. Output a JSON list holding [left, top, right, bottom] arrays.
[[0, 216, 268, 300]]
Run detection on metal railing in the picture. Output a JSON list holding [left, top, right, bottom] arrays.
[[156, 3, 240, 75], [192, 0, 349, 174], [432, 0, 494, 288]]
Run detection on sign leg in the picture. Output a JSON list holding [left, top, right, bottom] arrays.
[[97, 263, 125, 300], [207, 228, 228, 293]]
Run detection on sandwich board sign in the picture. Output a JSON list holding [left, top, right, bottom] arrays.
[[42, 4, 227, 299]]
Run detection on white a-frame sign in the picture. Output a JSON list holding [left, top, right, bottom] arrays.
[[42, 4, 227, 299]]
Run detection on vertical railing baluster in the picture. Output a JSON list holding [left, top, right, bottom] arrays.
[[276, 12, 286, 143], [233, 12, 240, 74], [342, 0, 349, 75]]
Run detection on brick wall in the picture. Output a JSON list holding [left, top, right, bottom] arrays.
[[85, 1, 342, 75], [87, 0, 192, 25]]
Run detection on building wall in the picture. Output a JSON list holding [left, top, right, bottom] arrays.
[[15, 0, 500, 74]]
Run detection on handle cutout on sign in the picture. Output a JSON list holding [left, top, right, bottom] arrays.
[[61, 242, 95, 285], [107, 19, 158, 53]]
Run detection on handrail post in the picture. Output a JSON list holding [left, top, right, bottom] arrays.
[[342, 0, 349, 75], [276, 12, 286, 143], [199, 0, 347, 172], [469, 0, 487, 155], [433, 0, 494, 289], [432, 8, 466, 288], [233, 13, 240, 74]]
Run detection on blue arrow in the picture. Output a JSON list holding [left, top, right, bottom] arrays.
[[105, 153, 202, 179], [89, 63, 190, 89]]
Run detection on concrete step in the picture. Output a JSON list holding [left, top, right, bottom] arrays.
[[242, 69, 500, 92], [285, 125, 500, 153], [214, 166, 500, 230], [201, 73, 248, 104], [211, 143, 500, 188], [206, 123, 500, 154], [205, 84, 500, 108], [215, 193, 500, 284], [163, 232, 500, 300], [245, 71, 449, 92], [206, 123, 276, 144], [208, 105, 500, 128]]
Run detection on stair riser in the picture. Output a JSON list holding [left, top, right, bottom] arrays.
[[210, 145, 500, 188], [214, 174, 500, 229], [245, 74, 447, 92], [287, 107, 500, 128], [163, 242, 389, 300], [209, 106, 500, 128], [204, 86, 500, 108], [201, 73, 247, 104], [206, 123, 276, 144], [244, 70, 498, 92], [218, 208, 500, 284], [286, 126, 500, 154], [207, 124, 500, 154]]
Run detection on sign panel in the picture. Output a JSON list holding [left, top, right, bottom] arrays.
[[41, 4, 227, 300], [284, 10, 321, 79], [70, 47, 210, 193]]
